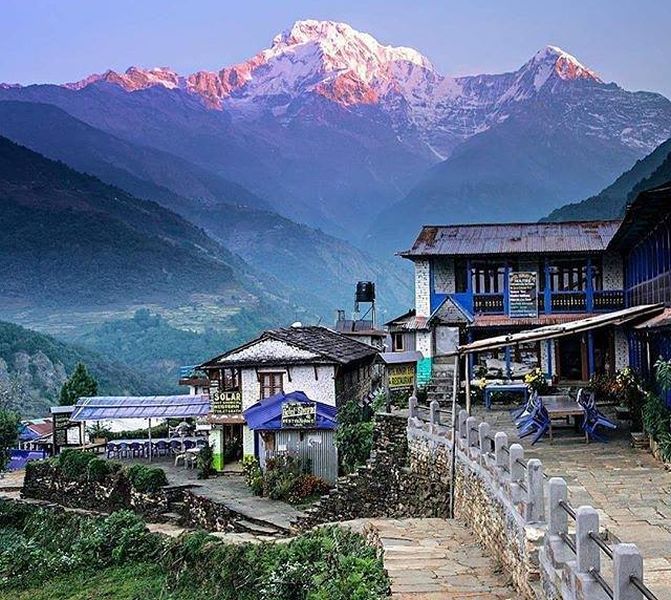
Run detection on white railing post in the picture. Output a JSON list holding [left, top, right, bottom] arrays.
[[509, 443, 525, 505], [494, 432, 508, 473], [576, 506, 600, 575], [525, 459, 545, 523], [430, 400, 440, 430], [458, 409, 468, 441], [478, 422, 490, 457], [466, 416, 479, 449], [547, 477, 568, 536], [408, 395, 418, 419], [613, 544, 644, 600], [546, 477, 569, 568]]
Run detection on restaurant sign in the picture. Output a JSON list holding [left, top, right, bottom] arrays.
[[210, 381, 243, 415], [508, 271, 538, 318], [53, 411, 71, 447], [281, 401, 316, 428], [388, 364, 415, 390]]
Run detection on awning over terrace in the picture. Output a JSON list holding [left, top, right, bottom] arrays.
[[457, 303, 664, 355], [70, 395, 211, 421]]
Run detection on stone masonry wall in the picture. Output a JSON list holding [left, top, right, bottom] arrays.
[[23, 461, 172, 518], [295, 413, 450, 529]]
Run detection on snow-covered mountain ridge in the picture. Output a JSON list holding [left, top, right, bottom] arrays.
[[47, 20, 668, 158]]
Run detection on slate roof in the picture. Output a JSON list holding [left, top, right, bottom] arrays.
[[201, 326, 379, 369], [400, 221, 621, 258], [266, 326, 379, 364], [334, 319, 386, 337]]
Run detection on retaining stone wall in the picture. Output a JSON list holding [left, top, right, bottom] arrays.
[[22, 461, 172, 518]]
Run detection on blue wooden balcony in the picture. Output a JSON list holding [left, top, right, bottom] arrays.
[[444, 289, 625, 317]]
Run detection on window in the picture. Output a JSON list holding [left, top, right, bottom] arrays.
[[544, 258, 602, 292], [472, 261, 506, 294], [392, 333, 405, 352], [259, 372, 283, 399]]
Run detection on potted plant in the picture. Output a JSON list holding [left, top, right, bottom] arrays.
[[86, 422, 112, 444], [524, 368, 550, 395]]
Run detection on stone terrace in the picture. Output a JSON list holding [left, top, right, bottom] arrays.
[[344, 518, 516, 599], [474, 403, 671, 598]]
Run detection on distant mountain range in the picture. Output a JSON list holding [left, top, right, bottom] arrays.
[[3, 19, 670, 250], [545, 136, 671, 221], [0, 101, 411, 318]]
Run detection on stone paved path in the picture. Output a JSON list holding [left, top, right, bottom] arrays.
[[345, 518, 515, 599], [476, 404, 671, 598]]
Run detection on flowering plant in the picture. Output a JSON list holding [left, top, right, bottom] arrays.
[[524, 368, 550, 394]]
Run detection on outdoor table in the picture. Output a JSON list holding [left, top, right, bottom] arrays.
[[484, 383, 529, 410], [542, 397, 586, 443]]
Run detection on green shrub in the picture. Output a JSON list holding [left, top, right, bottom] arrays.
[[242, 455, 264, 496], [197, 442, 214, 480], [125, 464, 167, 493], [86, 457, 116, 483], [57, 449, 98, 480]]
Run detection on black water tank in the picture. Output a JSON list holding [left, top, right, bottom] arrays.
[[355, 281, 375, 303]]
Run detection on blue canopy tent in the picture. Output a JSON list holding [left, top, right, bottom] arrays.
[[70, 395, 211, 461], [243, 391, 337, 431]]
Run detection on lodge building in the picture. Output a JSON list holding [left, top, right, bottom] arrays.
[[397, 183, 671, 387], [197, 325, 378, 472]]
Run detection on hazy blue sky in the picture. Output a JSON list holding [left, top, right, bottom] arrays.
[[3, 0, 670, 96]]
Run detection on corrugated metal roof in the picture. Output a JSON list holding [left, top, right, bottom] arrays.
[[634, 307, 671, 330], [400, 221, 622, 257], [70, 395, 210, 421], [471, 313, 590, 328], [608, 184, 671, 251], [458, 304, 664, 354], [376, 351, 424, 365]]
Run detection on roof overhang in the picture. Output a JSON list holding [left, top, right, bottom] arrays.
[[456, 304, 664, 355]]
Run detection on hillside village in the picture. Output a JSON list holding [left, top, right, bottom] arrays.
[[2, 12, 671, 600]]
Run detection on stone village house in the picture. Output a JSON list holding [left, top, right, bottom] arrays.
[[393, 183, 671, 388], [196, 325, 379, 471]]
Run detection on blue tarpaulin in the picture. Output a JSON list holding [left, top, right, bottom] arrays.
[[243, 391, 337, 431], [70, 395, 211, 421], [7, 449, 46, 471]]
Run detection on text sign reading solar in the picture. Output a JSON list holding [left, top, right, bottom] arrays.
[[210, 381, 243, 414], [508, 271, 538, 318], [281, 402, 316, 428]]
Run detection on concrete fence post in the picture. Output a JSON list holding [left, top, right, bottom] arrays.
[[509, 443, 524, 482], [525, 459, 545, 523], [494, 432, 508, 472], [458, 409, 468, 440], [547, 477, 568, 536], [576, 506, 600, 575], [466, 416, 479, 448], [408, 395, 418, 419], [478, 422, 490, 457], [430, 400, 440, 429], [613, 543, 644, 600]]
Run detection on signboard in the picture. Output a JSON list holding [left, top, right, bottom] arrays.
[[210, 381, 243, 415], [281, 401, 316, 428], [53, 411, 71, 447], [388, 364, 415, 390], [508, 271, 538, 318]]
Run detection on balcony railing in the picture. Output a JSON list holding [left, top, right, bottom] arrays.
[[593, 290, 625, 311], [468, 289, 625, 316], [473, 293, 504, 314]]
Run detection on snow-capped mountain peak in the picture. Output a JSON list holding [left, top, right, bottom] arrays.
[[527, 45, 601, 87], [66, 66, 180, 92]]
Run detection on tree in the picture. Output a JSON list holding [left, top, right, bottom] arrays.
[[0, 409, 20, 471], [59, 362, 98, 406]]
